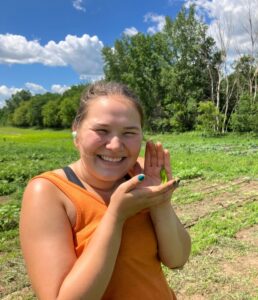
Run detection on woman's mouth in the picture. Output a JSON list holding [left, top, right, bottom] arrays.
[[98, 155, 125, 162]]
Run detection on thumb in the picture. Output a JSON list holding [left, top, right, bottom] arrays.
[[120, 174, 145, 193]]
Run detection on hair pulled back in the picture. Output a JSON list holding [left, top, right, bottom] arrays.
[[73, 81, 144, 129]]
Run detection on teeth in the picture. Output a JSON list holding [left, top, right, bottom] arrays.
[[100, 155, 123, 162]]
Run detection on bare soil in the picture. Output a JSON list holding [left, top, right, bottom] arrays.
[[174, 178, 258, 227]]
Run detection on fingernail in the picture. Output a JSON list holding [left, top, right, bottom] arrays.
[[138, 174, 145, 181], [173, 179, 180, 187]]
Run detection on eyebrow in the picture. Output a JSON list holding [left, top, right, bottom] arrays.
[[94, 124, 141, 130]]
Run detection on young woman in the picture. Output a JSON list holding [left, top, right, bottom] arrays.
[[20, 81, 191, 300]]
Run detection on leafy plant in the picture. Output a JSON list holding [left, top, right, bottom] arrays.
[[0, 202, 20, 231]]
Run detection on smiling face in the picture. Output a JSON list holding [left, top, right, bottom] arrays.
[[74, 94, 143, 188]]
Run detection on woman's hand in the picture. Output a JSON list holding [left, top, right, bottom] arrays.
[[108, 174, 176, 222], [143, 140, 175, 189]]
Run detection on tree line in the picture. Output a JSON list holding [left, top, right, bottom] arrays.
[[0, 6, 257, 134]]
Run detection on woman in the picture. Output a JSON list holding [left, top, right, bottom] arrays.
[[20, 81, 191, 300]]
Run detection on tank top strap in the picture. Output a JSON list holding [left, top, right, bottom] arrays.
[[63, 166, 86, 190]]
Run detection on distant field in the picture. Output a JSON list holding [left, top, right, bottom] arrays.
[[0, 127, 257, 299]]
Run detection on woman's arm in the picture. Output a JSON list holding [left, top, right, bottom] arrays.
[[20, 173, 176, 299], [143, 141, 191, 269], [150, 201, 191, 269], [20, 178, 125, 300]]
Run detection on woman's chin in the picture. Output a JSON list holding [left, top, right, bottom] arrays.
[[98, 172, 126, 182]]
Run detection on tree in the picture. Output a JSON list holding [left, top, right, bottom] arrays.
[[25, 94, 52, 127], [3, 90, 32, 125], [103, 32, 168, 129], [58, 85, 85, 128], [12, 101, 32, 127], [42, 99, 61, 128], [196, 101, 222, 135], [59, 96, 80, 128], [231, 93, 258, 133], [102, 5, 216, 132], [160, 6, 216, 131]]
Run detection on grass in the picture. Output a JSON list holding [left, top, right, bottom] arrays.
[[0, 127, 257, 299], [147, 131, 258, 180], [190, 201, 258, 255]]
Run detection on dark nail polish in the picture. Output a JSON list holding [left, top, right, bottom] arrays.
[[138, 174, 145, 181], [173, 179, 180, 187]]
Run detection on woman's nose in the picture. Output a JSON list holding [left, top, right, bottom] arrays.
[[106, 136, 123, 150]]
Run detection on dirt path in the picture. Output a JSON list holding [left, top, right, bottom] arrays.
[[174, 178, 258, 228]]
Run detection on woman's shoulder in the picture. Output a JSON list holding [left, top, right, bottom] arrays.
[[30, 167, 68, 183], [24, 167, 69, 202]]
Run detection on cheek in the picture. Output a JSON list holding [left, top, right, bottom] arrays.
[[127, 137, 142, 154], [77, 133, 103, 153]]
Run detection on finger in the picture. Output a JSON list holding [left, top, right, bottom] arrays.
[[120, 174, 146, 193], [137, 179, 179, 205], [144, 141, 151, 169], [164, 149, 173, 180], [148, 141, 157, 167], [140, 179, 177, 198], [156, 142, 164, 168], [129, 179, 180, 209]]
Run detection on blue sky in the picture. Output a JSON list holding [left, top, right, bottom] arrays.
[[0, 0, 257, 106], [0, 0, 184, 105]]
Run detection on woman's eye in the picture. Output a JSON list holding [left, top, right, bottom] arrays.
[[95, 129, 108, 134], [124, 132, 136, 136]]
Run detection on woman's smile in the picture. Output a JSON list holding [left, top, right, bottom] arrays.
[[97, 155, 125, 163]]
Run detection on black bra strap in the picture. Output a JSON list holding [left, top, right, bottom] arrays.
[[63, 166, 86, 190], [63, 166, 131, 190]]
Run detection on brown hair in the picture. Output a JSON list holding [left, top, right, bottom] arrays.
[[73, 81, 144, 129]]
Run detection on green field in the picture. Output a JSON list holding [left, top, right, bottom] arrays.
[[0, 127, 258, 299]]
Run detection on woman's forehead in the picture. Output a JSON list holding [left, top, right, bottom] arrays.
[[88, 96, 139, 115]]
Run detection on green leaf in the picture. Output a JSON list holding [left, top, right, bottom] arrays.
[[160, 167, 168, 184]]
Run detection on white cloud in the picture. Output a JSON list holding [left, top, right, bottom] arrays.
[[124, 27, 139, 36], [185, 0, 258, 62], [72, 0, 86, 12], [51, 84, 70, 94], [79, 74, 104, 82], [25, 82, 47, 94], [0, 34, 64, 65], [0, 83, 72, 107], [45, 34, 104, 78], [144, 13, 166, 34], [0, 33, 104, 79], [0, 85, 22, 108]]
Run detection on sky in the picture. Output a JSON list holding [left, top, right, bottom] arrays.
[[0, 0, 258, 107]]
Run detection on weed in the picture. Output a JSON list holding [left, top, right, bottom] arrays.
[[0, 202, 20, 232]]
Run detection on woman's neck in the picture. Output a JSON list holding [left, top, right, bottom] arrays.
[[72, 160, 124, 202]]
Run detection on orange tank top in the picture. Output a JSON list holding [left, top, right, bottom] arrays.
[[34, 172, 176, 300]]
